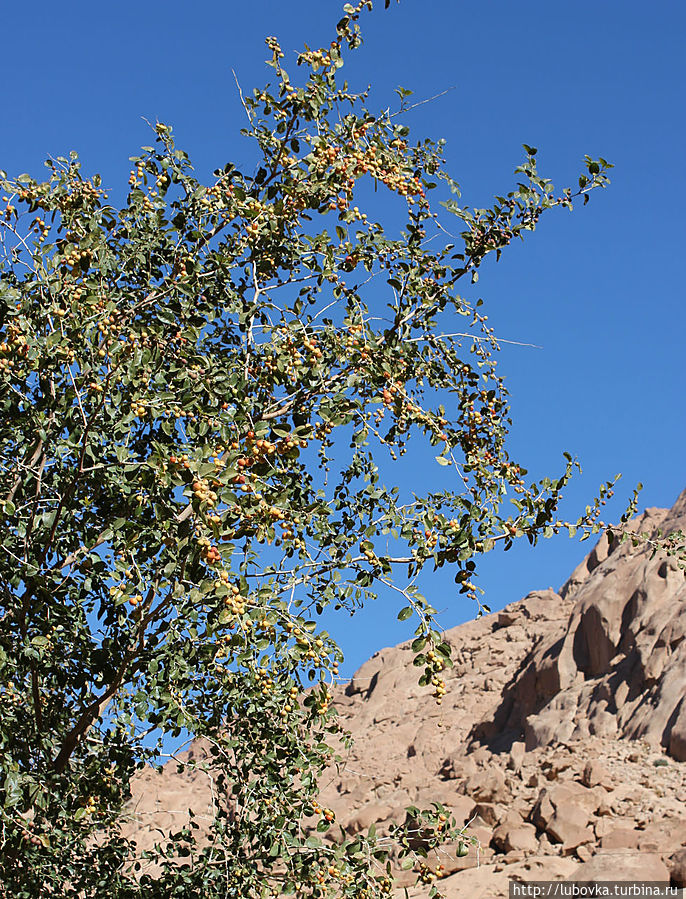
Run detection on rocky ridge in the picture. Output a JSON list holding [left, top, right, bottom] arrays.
[[126, 491, 686, 895]]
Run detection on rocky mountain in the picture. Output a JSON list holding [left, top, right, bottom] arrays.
[[125, 490, 686, 895]]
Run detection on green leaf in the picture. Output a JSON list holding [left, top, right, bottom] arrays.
[[397, 606, 413, 621], [3, 771, 22, 809]]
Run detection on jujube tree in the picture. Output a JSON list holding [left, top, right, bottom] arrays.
[[0, 2, 621, 896]]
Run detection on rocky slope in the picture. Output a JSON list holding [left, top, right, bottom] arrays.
[[126, 491, 686, 894]]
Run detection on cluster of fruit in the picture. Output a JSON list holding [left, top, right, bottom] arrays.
[[60, 245, 90, 271], [168, 454, 191, 469], [0, 325, 29, 373], [309, 801, 335, 825], [197, 536, 221, 565], [1, 196, 16, 219], [340, 321, 367, 353], [410, 525, 439, 551], [313, 131, 425, 207], [380, 379, 402, 409], [30, 215, 51, 243], [232, 432, 281, 472], [430, 674, 446, 704], [222, 583, 246, 617], [167, 406, 196, 421], [81, 796, 98, 819], [173, 255, 193, 279], [314, 863, 356, 888], [416, 861, 446, 884], [191, 477, 218, 508], [127, 163, 145, 187], [277, 521, 307, 550], [313, 420, 334, 441], [89, 312, 154, 360], [256, 666, 274, 697], [279, 684, 300, 719], [296, 45, 338, 72], [19, 821, 44, 847], [317, 687, 332, 716]]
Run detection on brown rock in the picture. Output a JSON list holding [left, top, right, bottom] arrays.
[[440, 753, 477, 781], [496, 610, 520, 628], [669, 848, 686, 888], [531, 788, 555, 830], [502, 850, 525, 865], [546, 809, 593, 851], [483, 494, 686, 762], [595, 796, 614, 816], [343, 802, 392, 835], [639, 818, 686, 853], [582, 759, 612, 789], [508, 741, 526, 773], [463, 768, 510, 804], [599, 825, 641, 850], [669, 700, 686, 762], [571, 850, 670, 882], [492, 822, 539, 854], [451, 793, 480, 826], [576, 844, 593, 862], [470, 824, 493, 848], [519, 856, 580, 881], [524, 709, 575, 750], [531, 783, 598, 833], [471, 802, 500, 826]]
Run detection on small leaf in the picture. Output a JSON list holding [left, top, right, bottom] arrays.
[[397, 606, 413, 621]]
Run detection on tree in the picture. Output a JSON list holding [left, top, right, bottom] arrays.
[[0, 2, 621, 896]]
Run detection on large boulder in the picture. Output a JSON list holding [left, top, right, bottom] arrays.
[[571, 850, 670, 882]]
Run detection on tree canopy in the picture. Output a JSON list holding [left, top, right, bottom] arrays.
[[0, 2, 624, 896]]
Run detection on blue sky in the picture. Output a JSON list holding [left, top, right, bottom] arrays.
[[2, 0, 684, 677]]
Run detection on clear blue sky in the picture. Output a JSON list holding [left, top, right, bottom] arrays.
[[2, 0, 684, 677]]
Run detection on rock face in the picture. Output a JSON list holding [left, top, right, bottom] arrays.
[[125, 491, 686, 895], [477, 492, 686, 761]]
